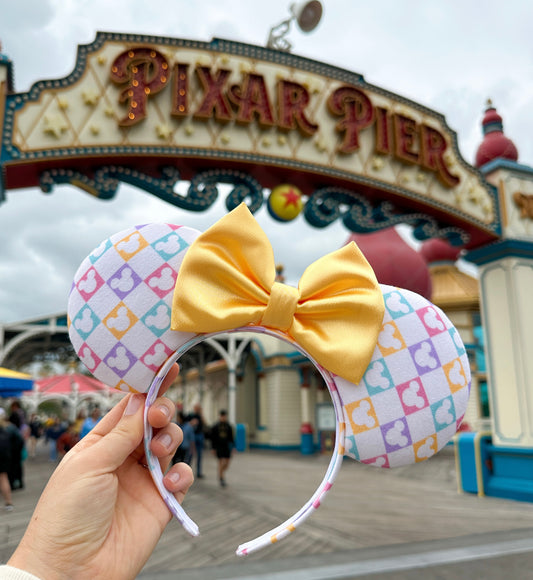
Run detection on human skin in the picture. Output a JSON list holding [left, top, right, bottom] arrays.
[[8, 365, 193, 580]]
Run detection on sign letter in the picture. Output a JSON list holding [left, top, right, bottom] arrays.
[[328, 86, 374, 153], [110, 48, 169, 127], [193, 67, 233, 122], [277, 81, 318, 136]]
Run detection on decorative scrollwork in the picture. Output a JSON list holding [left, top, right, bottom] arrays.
[[39, 166, 265, 214], [187, 169, 263, 213], [304, 187, 470, 246]]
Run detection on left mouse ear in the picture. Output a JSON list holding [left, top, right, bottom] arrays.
[[335, 284, 471, 468], [68, 223, 202, 393]]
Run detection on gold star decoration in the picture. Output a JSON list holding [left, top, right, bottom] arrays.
[[90, 125, 100, 136], [184, 125, 195, 136], [468, 186, 484, 205], [481, 198, 493, 216], [57, 98, 69, 111], [314, 135, 327, 152], [220, 134, 230, 145], [156, 124, 172, 139], [371, 156, 385, 170], [97, 55, 107, 66], [43, 115, 69, 139], [104, 107, 115, 118], [277, 135, 287, 146], [82, 90, 100, 106], [261, 137, 271, 147], [454, 189, 465, 205]]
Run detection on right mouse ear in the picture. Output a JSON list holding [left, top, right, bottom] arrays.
[[67, 223, 202, 393]]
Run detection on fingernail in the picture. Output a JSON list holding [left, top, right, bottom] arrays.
[[155, 403, 171, 419], [124, 394, 143, 416], [167, 471, 181, 485], [155, 432, 172, 450]]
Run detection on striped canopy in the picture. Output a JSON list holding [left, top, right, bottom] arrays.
[[0, 367, 33, 397]]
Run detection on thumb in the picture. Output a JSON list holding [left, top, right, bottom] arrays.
[[89, 394, 145, 471]]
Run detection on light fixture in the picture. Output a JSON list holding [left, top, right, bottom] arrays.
[[266, 1, 323, 52]]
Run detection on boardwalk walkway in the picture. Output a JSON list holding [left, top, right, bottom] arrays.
[[1, 442, 533, 578]]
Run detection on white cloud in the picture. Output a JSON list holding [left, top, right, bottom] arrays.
[[1, 0, 532, 324]]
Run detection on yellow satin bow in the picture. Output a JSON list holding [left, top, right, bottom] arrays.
[[171, 203, 384, 384]]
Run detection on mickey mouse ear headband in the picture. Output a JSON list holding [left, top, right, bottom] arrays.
[[68, 203, 471, 555]]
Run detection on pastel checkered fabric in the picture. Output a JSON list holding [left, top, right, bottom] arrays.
[[337, 284, 470, 468], [68, 223, 201, 393]]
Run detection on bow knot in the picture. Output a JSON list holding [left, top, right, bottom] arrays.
[[171, 204, 384, 384], [261, 282, 300, 331]]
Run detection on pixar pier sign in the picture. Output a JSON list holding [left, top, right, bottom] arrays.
[[1, 33, 498, 246], [112, 46, 458, 189]]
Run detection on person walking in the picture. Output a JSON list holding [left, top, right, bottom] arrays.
[[210, 410, 234, 487], [189, 403, 206, 478], [0, 408, 15, 510], [28, 414, 43, 458], [45, 417, 65, 462], [172, 411, 195, 466], [79, 407, 102, 439]]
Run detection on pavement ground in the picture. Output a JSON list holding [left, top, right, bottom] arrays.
[[1, 441, 533, 579]]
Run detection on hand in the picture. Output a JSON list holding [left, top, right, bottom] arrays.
[[9, 366, 193, 580]]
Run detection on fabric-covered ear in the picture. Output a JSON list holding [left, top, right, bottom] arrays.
[[336, 284, 471, 468], [67, 223, 201, 393]]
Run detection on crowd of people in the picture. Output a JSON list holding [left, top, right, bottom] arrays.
[[0, 401, 106, 510], [0, 397, 236, 513]]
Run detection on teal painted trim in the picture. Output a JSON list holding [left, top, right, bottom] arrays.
[[0, 52, 15, 92], [247, 348, 263, 373], [263, 349, 300, 359], [480, 158, 533, 178], [464, 239, 533, 265], [249, 443, 300, 451], [486, 444, 533, 456], [484, 443, 533, 503], [263, 365, 300, 373]]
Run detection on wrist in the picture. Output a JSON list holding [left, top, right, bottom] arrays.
[[8, 540, 73, 580], [0, 565, 42, 580]]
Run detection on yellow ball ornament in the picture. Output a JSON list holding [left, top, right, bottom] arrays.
[[267, 184, 304, 222]]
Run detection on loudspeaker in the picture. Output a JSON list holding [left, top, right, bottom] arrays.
[[290, 1, 323, 32]]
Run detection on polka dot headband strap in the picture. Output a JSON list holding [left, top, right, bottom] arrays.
[[67, 204, 471, 555]]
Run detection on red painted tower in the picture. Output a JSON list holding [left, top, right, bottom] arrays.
[[475, 100, 518, 167]]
